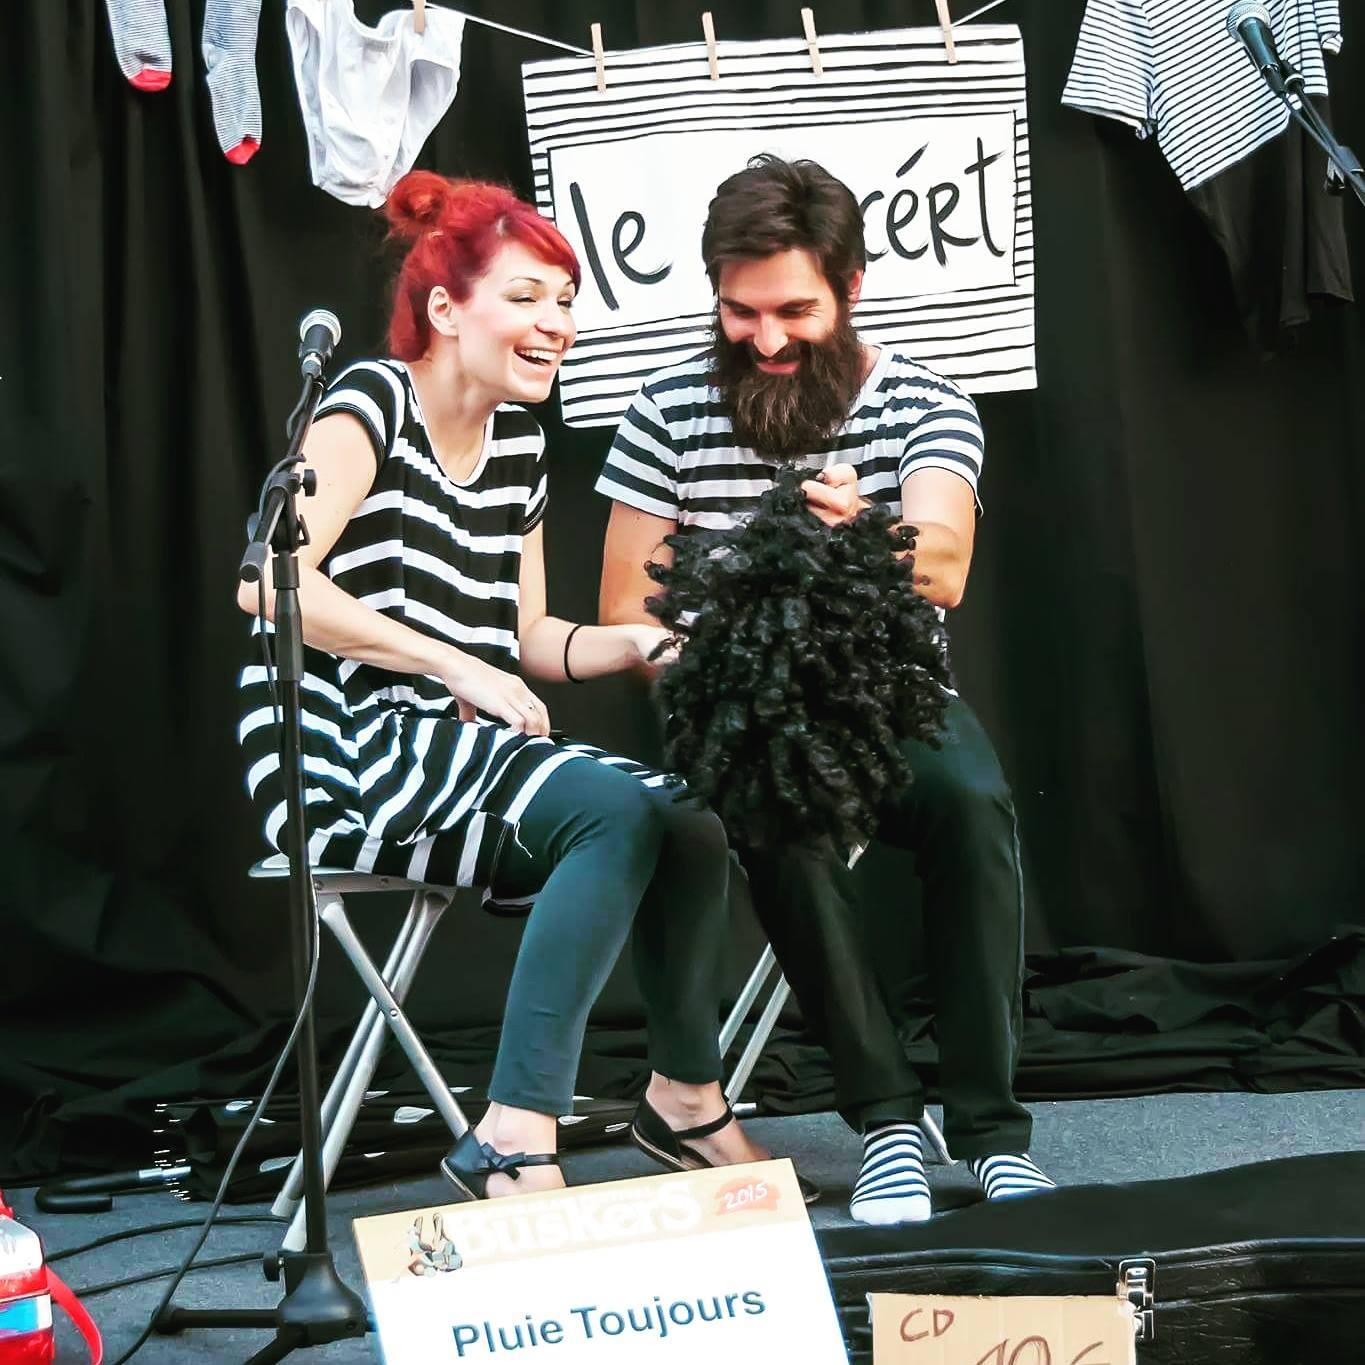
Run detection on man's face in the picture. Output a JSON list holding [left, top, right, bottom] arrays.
[[711, 248, 865, 459], [716, 249, 847, 366]]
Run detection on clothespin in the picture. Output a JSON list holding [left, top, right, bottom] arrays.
[[590, 22, 606, 92], [934, 0, 957, 64], [702, 12, 719, 80], [801, 8, 823, 77], [412, 0, 426, 37]]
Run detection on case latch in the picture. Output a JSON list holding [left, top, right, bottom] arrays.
[[1118, 1257, 1157, 1342]]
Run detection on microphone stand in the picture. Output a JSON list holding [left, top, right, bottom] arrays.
[[1277, 66, 1365, 208], [153, 362, 368, 1362]]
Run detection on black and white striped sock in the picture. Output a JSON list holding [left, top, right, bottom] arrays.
[[849, 1121, 931, 1225], [969, 1153, 1056, 1201]]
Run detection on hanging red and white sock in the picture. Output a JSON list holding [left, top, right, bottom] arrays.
[[203, 0, 263, 165], [104, 0, 172, 92]]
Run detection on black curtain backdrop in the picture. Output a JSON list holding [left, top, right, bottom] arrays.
[[3, 0, 1362, 1179]]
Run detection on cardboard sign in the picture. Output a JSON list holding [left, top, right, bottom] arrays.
[[869, 1293, 1137, 1365], [354, 1159, 849, 1363], [522, 24, 1035, 427]]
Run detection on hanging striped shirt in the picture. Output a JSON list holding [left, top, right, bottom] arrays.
[[596, 345, 983, 533], [1062, 0, 1344, 191], [238, 358, 664, 911]]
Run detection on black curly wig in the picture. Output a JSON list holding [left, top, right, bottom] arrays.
[[646, 473, 953, 852]]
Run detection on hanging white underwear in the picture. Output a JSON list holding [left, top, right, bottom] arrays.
[[286, 0, 466, 207]]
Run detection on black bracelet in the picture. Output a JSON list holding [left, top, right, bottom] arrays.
[[563, 623, 585, 684]]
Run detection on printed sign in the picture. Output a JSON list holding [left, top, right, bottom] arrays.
[[354, 1159, 849, 1363], [869, 1293, 1136, 1365], [522, 24, 1034, 427]]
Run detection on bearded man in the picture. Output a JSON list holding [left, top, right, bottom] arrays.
[[597, 155, 1054, 1224]]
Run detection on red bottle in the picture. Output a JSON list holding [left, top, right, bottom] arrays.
[[0, 1198, 52, 1365]]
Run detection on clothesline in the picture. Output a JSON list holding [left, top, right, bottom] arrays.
[[444, 1, 1014, 61], [959, 0, 1012, 22], [446, 8, 591, 56]]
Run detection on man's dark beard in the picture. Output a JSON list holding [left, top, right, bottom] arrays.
[[710, 312, 866, 460]]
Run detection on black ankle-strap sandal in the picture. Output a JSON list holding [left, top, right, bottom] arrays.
[[440, 1129, 561, 1202], [630, 1096, 821, 1205], [630, 1096, 735, 1173]]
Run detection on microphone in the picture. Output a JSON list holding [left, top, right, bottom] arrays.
[[298, 308, 341, 380], [1226, 2, 1298, 99]]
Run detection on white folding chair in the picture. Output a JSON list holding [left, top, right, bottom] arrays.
[[250, 858, 471, 1254]]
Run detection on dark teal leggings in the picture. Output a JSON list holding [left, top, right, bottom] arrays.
[[487, 758, 729, 1116]]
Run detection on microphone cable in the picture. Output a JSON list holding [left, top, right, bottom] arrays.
[[104, 832, 323, 1363]]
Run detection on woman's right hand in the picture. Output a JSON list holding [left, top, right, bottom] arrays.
[[441, 655, 551, 736]]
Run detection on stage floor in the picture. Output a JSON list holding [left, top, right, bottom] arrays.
[[20, 1089, 1365, 1362]]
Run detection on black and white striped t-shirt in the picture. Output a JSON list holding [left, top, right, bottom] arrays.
[[595, 346, 983, 535], [1062, 0, 1343, 190], [238, 358, 664, 907]]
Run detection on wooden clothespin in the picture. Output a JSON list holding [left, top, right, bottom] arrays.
[[934, 0, 957, 64], [590, 22, 606, 92], [702, 12, 719, 80], [412, 0, 426, 37], [801, 8, 824, 77]]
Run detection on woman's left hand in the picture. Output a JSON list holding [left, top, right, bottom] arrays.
[[625, 623, 679, 669]]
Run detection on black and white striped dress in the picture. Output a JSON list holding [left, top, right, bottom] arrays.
[[238, 359, 662, 911]]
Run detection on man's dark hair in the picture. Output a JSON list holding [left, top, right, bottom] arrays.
[[701, 154, 867, 295]]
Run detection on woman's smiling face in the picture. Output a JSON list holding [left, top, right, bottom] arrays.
[[446, 240, 577, 404]]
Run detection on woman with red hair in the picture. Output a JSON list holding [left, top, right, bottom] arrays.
[[238, 172, 813, 1202]]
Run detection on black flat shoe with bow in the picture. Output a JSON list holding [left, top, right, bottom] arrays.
[[439, 1129, 561, 1201], [630, 1096, 822, 1205]]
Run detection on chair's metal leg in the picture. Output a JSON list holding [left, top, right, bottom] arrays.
[[718, 945, 777, 1055], [313, 893, 447, 1160], [319, 896, 470, 1135], [271, 890, 426, 1218], [280, 890, 460, 1252], [316, 890, 423, 1126], [724, 975, 791, 1106], [919, 1109, 953, 1165]]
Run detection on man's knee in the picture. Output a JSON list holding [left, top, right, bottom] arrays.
[[898, 753, 1015, 841], [653, 791, 729, 864]]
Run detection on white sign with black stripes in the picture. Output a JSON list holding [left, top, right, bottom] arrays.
[[522, 24, 1035, 429]]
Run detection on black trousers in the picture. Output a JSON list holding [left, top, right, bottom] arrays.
[[739, 694, 1032, 1159]]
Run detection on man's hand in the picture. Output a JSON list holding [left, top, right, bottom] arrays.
[[800, 463, 870, 527]]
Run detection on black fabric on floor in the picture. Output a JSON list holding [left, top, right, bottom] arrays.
[[8, 928, 1361, 1184]]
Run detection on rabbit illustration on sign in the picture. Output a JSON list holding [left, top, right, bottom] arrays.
[[406, 1213, 463, 1276]]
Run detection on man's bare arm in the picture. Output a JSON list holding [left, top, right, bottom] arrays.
[[898, 467, 977, 609], [599, 501, 678, 627], [801, 464, 978, 610]]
